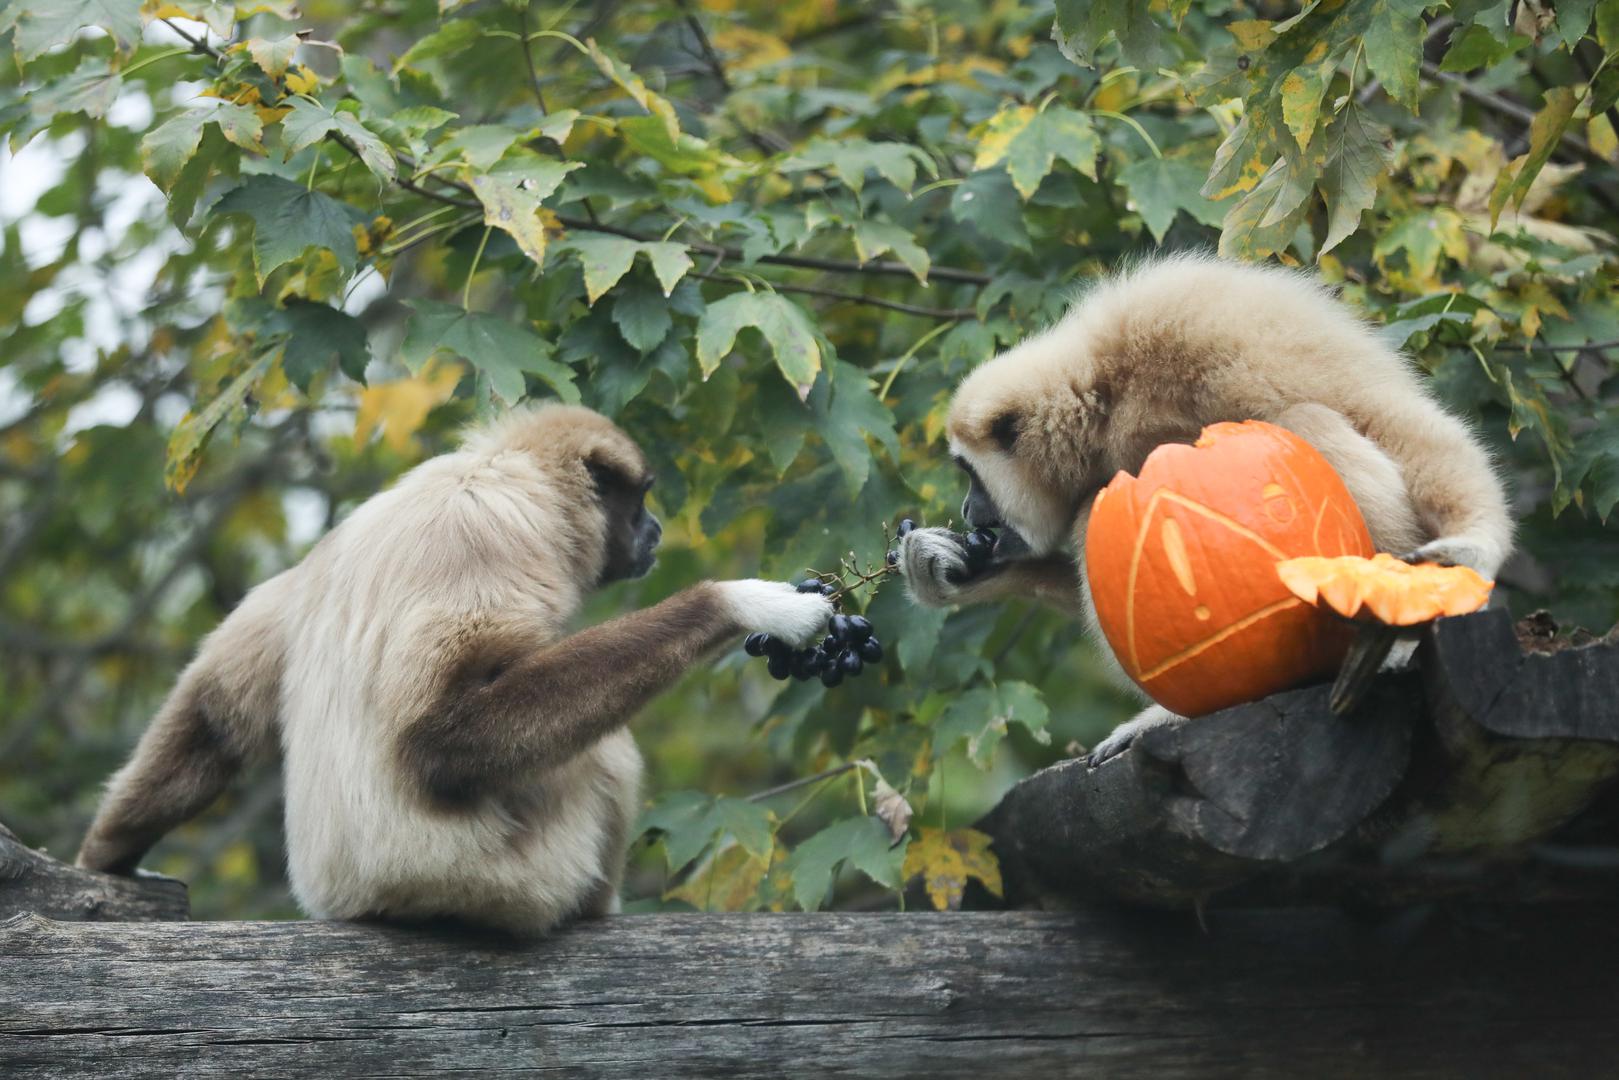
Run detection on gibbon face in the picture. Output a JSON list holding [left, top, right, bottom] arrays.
[[468, 405, 663, 586], [945, 325, 1111, 559]]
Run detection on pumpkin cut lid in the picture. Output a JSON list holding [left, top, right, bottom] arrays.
[[1276, 552, 1493, 626]]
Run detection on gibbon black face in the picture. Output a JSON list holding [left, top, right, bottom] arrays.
[[590, 465, 661, 584], [956, 456, 1032, 561]]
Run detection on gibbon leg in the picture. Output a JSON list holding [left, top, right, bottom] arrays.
[[77, 575, 288, 874], [1270, 403, 1427, 557]]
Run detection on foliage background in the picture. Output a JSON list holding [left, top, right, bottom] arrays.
[[2, 0, 1617, 917]]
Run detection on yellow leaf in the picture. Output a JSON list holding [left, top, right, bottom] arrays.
[[972, 104, 1035, 171], [285, 66, 320, 95], [1226, 19, 1277, 50], [710, 27, 791, 70], [353, 361, 463, 453], [902, 827, 1002, 911], [213, 840, 257, 885], [665, 843, 781, 911]]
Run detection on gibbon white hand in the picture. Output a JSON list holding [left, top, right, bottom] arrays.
[[715, 580, 834, 647]]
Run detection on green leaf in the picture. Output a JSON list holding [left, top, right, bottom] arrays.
[[950, 169, 1031, 252], [1490, 87, 1580, 227], [212, 174, 359, 284], [167, 125, 233, 228], [394, 18, 483, 70], [468, 155, 577, 266], [696, 292, 822, 398], [1566, 419, 1619, 520], [642, 242, 693, 296], [1363, 0, 1427, 110], [811, 361, 899, 496], [1053, 0, 1169, 69], [401, 299, 578, 405], [783, 138, 936, 195], [33, 57, 121, 120], [281, 300, 370, 390], [1319, 99, 1395, 253], [279, 99, 394, 184], [427, 124, 524, 170], [1279, 61, 1332, 152], [611, 284, 672, 353], [933, 681, 1051, 767], [1439, 24, 1530, 72], [1217, 156, 1312, 258], [637, 792, 774, 873], [570, 236, 641, 304], [1119, 155, 1228, 243], [974, 105, 1099, 199], [142, 109, 209, 193], [586, 37, 681, 142], [851, 220, 929, 283], [247, 34, 301, 79], [1556, 0, 1598, 49], [165, 353, 273, 493], [11, 0, 142, 59], [784, 816, 906, 911], [210, 102, 266, 153]]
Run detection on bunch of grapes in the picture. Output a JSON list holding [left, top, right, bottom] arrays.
[[884, 518, 998, 576], [740, 523, 910, 688], [743, 593, 884, 687]]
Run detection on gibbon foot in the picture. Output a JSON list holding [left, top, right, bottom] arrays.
[[1086, 707, 1186, 768]]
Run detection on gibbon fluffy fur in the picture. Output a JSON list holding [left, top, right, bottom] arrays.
[[78, 405, 832, 934], [900, 254, 1514, 762]]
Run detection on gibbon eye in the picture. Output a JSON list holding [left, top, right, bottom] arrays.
[[989, 412, 1019, 452]]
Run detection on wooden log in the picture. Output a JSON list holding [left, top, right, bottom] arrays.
[[0, 823, 187, 923], [3, 905, 1617, 1078], [983, 674, 1416, 907], [983, 609, 1619, 909]]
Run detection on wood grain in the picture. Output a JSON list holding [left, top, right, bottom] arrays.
[[3, 906, 1616, 1078]]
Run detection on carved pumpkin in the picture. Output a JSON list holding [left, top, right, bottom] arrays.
[[1084, 420, 1376, 717], [1277, 553, 1493, 625]]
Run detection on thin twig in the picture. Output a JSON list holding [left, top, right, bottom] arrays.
[[747, 762, 863, 803], [692, 269, 971, 319], [1422, 61, 1604, 167]]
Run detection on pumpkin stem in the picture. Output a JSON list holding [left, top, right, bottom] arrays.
[[1330, 624, 1403, 715]]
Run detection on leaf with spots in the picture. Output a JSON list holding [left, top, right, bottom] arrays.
[[902, 828, 1003, 911], [469, 155, 577, 266], [973, 105, 1099, 198]]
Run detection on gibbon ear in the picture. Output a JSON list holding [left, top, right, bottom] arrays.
[[989, 411, 1020, 452], [583, 441, 652, 495]]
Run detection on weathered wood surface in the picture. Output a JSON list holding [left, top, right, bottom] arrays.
[[0, 822, 187, 923], [4, 906, 1618, 1078], [983, 609, 1619, 909]]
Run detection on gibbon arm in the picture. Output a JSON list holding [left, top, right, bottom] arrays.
[[901, 528, 1083, 616], [396, 581, 827, 807], [1271, 403, 1427, 557], [76, 571, 291, 874]]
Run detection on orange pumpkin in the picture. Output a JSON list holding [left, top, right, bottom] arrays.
[[1277, 553, 1493, 626], [1084, 420, 1376, 717]]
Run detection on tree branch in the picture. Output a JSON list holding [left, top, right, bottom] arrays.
[[693, 269, 971, 319]]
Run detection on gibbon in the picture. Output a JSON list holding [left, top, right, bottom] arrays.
[[899, 254, 1513, 764], [77, 405, 833, 934]]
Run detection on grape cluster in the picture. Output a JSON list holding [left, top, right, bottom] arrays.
[[742, 578, 885, 688]]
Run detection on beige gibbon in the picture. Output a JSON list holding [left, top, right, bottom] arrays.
[[78, 405, 833, 934], [899, 254, 1513, 763]]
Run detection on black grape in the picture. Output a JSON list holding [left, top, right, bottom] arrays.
[[839, 650, 863, 676], [897, 518, 915, 537], [828, 614, 852, 642], [886, 549, 899, 567], [846, 616, 873, 642], [820, 583, 837, 596], [796, 578, 822, 593], [964, 528, 995, 570], [860, 637, 883, 662], [767, 652, 791, 680], [744, 633, 769, 657], [790, 649, 820, 681], [820, 665, 844, 687]]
